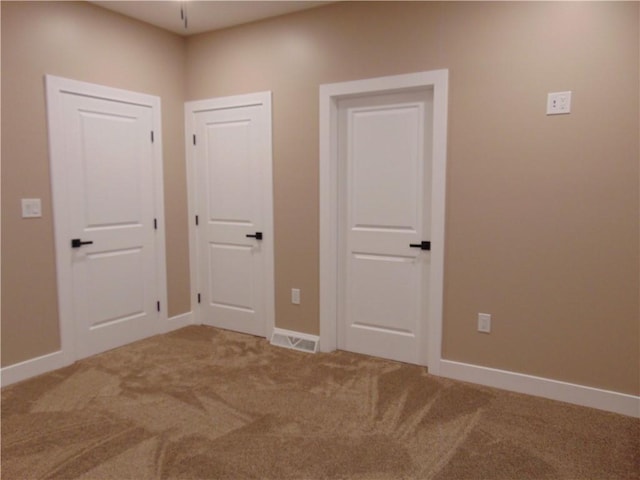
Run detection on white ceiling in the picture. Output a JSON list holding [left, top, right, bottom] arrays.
[[89, 1, 333, 36]]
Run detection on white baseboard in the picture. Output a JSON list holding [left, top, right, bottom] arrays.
[[1, 312, 195, 388], [0, 350, 71, 388], [165, 311, 194, 332], [439, 359, 640, 418], [4, 327, 637, 418]]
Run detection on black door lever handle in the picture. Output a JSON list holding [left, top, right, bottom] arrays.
[[246, 232, 263, 240], [409, 241, 431, 251], [71, 238, 94, 248]]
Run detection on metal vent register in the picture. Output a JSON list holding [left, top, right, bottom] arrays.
[[270, 329, 319, 354]]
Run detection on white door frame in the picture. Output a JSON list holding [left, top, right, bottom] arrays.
[[46, 75, 168, 365], [184, 92, 275, 337], [319, 70, 448, 374]]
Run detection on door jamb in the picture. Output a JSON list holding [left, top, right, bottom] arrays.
[[45, 75, 168, 365], [184, 92, 275, 338], [319, 70, 448, 373]]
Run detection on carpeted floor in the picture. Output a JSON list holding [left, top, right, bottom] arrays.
[[1, 326, 638, 479]]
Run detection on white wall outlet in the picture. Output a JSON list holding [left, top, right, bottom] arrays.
[[547, 91, 572, 115], [21, 198, 42, 218], [291, 288, 301, 305], [478, 313, 491, 333]]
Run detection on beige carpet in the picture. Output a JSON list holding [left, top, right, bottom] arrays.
[[2, 326, 638, 479]]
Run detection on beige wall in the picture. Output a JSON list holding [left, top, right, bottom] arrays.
[[1, 1, 190, 366], [2, 1, 638, 396], [186, 1, 639, 395]]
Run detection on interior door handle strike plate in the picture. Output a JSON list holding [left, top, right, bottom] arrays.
[[409, 241, 431, 251]]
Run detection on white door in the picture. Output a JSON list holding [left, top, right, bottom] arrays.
[[47, 76, 167, 361], [187, 93, 274, 338], [337, 89, 433, 364]]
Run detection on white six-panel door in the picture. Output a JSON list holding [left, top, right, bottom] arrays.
[[46, 75, 167, 361], [186, 93, 274, 338], [337, 90, 433, 364]]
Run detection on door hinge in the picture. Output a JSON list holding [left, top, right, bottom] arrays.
[[195, 215, 199, 226], [156, 301, 160, 312], [193, 134, 196, 145], [154, 218, 158, 230], [197, 293, 201, 304], [151, 131, 155, 143]]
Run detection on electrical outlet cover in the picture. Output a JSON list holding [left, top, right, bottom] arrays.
[[291, 288, 300, 305], [478, 313, 491, 333]]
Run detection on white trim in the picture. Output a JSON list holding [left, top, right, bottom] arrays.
[[1, 311, 193, 387], [46, 75, 76, 366], [45, 75, 169, 363], [319, 70, 449, 372], [440, 360, 640, 418], [184, 91, 275, 337], [185, 100, 200, 324], [165, 311, 194, 333], [151, 107, 169, 336], [0, 350, 70, 388]]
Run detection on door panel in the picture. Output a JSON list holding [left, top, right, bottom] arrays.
[[208, 243, 255, 312], [350, 253, 418, 334], [192, 96, 273, 337], [206, 120, 253, 222], [85, 248, 145, 327], [80, 111, 143, 227], [338, 90, 433, 364], [351, 105, 422, 229]]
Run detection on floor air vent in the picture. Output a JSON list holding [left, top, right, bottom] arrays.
[[270, 328, 319, 354]]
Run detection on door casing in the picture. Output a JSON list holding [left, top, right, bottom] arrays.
[[319, 70, 449, 374], [46, 75, 168, 365], [185, 92, 275, 338]]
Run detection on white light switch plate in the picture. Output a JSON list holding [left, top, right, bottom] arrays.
[[291, 288, 300, 305], [547, 91, 572, 115], [21, 198, 42, 218]]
